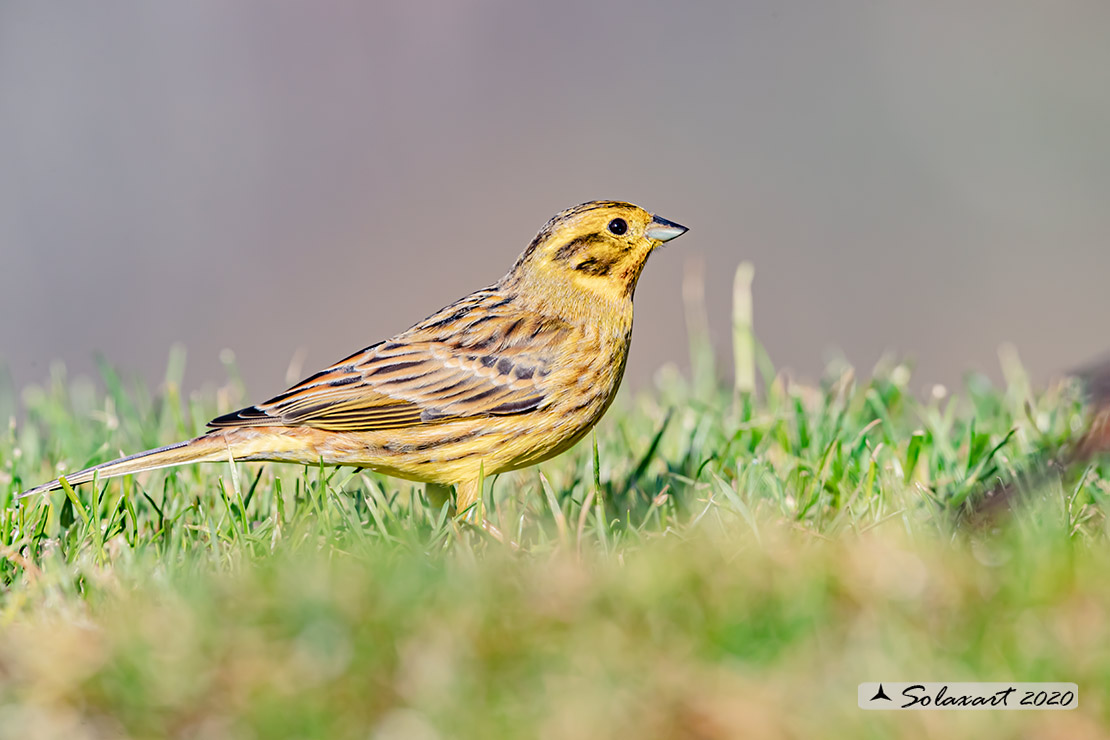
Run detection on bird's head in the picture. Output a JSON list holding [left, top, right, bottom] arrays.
[[506, 201, 688, 310]]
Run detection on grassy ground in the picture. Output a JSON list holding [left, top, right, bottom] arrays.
[[1, 334, 1109, 738]]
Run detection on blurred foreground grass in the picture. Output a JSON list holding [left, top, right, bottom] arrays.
[[1, 341, 1109, 738]]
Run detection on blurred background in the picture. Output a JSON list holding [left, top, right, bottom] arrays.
[[2, 1, 1109, 401]]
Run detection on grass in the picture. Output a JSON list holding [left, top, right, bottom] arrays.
[[2, 295, 1109, 737]]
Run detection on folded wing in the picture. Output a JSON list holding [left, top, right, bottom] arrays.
[[209, 292, 568, 433]]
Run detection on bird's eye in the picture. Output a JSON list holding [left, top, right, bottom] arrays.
[[607, 218, 627, 236]]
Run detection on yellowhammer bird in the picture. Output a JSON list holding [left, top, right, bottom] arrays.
[[22, 201, 687, 523]]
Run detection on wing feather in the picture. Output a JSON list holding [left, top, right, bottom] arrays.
[[208, 290, 569, 433]]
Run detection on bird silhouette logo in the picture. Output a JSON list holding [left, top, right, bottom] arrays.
[[870, 684, 892, 702]]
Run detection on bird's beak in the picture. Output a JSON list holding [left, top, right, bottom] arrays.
[[645, 215, 689, 243]]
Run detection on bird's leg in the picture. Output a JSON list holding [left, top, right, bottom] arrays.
[[425, 482, 454, 512], [454, 478, 515, 546], [454, 478, 483, 522], [428, 480, 502, 543]]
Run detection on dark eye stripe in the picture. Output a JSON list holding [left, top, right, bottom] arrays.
[[575, 257, 614, 276], [554, 233, 605, 261]]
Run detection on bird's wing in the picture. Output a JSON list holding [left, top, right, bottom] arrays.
[[209, 291, 571, 433]]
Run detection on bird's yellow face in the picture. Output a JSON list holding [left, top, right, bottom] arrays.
[[508, 201, 688, 306]]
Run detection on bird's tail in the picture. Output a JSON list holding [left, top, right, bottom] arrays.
[[19, 432, 245, 498]]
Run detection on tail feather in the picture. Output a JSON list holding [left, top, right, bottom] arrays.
[[19, 433, 233, 498]]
